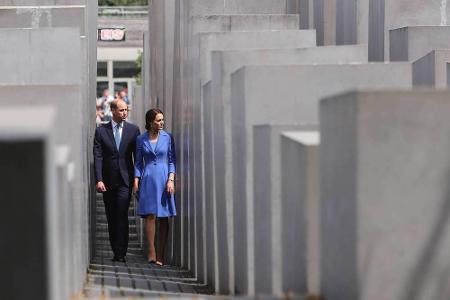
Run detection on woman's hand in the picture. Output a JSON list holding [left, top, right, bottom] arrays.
[[132, 178, 139, 197], [166, 179, 175, 195]]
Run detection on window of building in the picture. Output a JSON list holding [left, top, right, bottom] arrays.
[[113, 61, 139, 78], [96, 81, 109, 98], [97, 61, 108, 77]]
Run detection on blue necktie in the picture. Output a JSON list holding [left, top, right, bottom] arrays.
[[114, 123, 122, 150]]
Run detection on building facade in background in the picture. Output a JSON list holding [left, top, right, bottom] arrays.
[[97, 6, 147, 101]]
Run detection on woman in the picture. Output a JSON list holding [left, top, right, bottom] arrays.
[[133, 108, 176, 266]]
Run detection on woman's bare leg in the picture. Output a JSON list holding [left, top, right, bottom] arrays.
[[156, 217, 169, 264], [146, 215, 156, 262]]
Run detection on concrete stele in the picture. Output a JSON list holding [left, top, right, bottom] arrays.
[[253, 124, 318, 295], [0, 107, 60, 300], [412, 49, 450, 88], [209, 44, 367, 295], [390, 26, 450, 62], [320, 89, 450, 300], [280, 130, 320, 296], [229, 62, 412, 295]]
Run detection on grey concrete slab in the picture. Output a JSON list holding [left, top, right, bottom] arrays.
[[3, 1, 84, 4], [253, 125, 318, 296], [193, 29, 317, 294], [143, 31, 152, 109], [229, 62, 412, 295], [0, 6, 85, 34], [202, 81, 218, 290], [366, 0, 450, 60], [0, 86, 85, 297], [390, 26, 450, 62], [0, 28, 81, 85], [0, 107, 62, 300], [130, 84, 145, 131], [209, 45, 366, 295], [280, 131, 320, 296], [412, 50, 450, 88], [188, 0, 287, 16], [320, 89, 450, 300], [286, 0, 315, 29], [318, 0, 450, 60], [192, 14, 299, 33], [199, 30, 317, 84], [191, 28, 316, 290]]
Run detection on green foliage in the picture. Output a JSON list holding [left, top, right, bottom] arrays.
[[99, 0, 148, 6], [134, 50, 143, 85]]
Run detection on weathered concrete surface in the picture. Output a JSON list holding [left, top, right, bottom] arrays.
[[229, 62, 412, 295], [0, 107, 61, 300], [188, 0, 287, 15], [413, 50, 450, 88], [0, 28, 81, 84], [320, 90, 450, 300], [280, 131, 321, 296], [253, 125, 318, 295], [3, 0, 84, 4], [208, 44, 366, 294], [390, 26, 450, 62], [192, 14, 299, 33], [202, 81, 219, 290], [371, 0, 450, 60], [0, 6, 85, 34], [196, 29, 317, 294], [199, 30, 317, 85]]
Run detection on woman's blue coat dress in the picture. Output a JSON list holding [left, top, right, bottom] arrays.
[[134, 130, 176, 217]]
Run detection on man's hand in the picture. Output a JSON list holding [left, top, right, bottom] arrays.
[[132, 182, 139, 196], [96, 181, 107, 192]]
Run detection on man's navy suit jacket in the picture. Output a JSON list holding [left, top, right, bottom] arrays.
[[94, 121, 140, 188]]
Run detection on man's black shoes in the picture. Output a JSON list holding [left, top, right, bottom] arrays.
[[112, 255, 126, 263]]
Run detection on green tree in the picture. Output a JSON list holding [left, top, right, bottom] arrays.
[[99, 0, 148, 6], [134, 50, 143, 85]]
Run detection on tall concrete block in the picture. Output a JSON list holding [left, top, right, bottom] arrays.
[[192, 14, 299, 33], [195, 29, 317, 294], [413, 50, 450, 88], [203, 81, 218, 290], [320, 90, 450, 300], [0, 107, 62, 300], [253, 124, 317, 296], [194, 28, 316, 287], [229, 62, 412, 295], [130, 84, 145, 130], [0, 6, 85, 34], [370, 0, 450, 61], [143, 32, 151, 109], [336, 0, 357, 44], [199, 30, 317, 86], [286, 0, 315, 29], [0, 28, 81, 84], [188, 0, 287, 15], [390, 26, 450, 62], [209, 44, 366, 294], [280, 131, 320, 296], [4, 1, 85, 4], [0, 85, 85, 294], [55, 145, 76, 299]]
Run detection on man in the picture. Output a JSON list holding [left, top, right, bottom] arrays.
[[98, 88, 113, 122], [93, 99, 140, 262]]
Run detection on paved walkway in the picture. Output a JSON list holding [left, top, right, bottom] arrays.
[[82, 194, 214, 299], [83, 195, 308, 299], [82, 254, 214, 298]]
